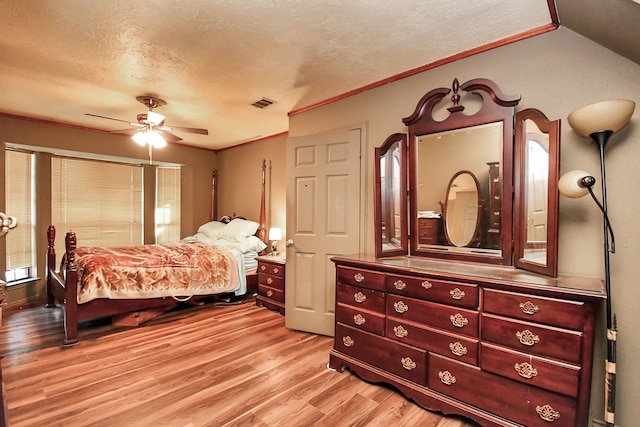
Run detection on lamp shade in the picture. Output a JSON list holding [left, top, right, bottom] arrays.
[[558, 170, 593, 198], [567, 99, 635, 137], [268, 227, 282, 241]]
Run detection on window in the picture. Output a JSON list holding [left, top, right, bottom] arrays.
[[51, 157, 143, 251], [4, 150, 35, 283], [155, 166, 181, 243]]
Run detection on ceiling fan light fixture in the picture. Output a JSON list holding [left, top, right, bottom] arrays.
[[147, 110, 166, 126], [132, 129, 167, 148]]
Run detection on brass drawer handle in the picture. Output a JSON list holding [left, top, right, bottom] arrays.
[[449, 288, 465, 300], [342, 336, 354, 347], [450, 313, 469, 328], [438, 370, 456, 386], [260, 265, 267, 271], [401, 357, 416, 371], [516, 329, 540, 346], [515, 362, 538, 379], [449, 342, 468, 357], [536, 404, 560, 422], [520, 301, 539, 315], [354, 273, 364, 283], [394, 279, 406, 290], [353, 314, 366, 326], [266, 290, 273, 297], [266, 277, 273, 285], [422, 280, 432, 289], [273, 267, 280, 274], [354, 292, 367, 303], [394, 301, 409, 314], [393, 325, 408, 338]]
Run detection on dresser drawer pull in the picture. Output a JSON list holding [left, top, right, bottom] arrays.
[[438, 370, 456, 385], [422, 280, 432, 289], [342, 336, 354, 347], [260, 265, 267, 271], [393, 325, 408, 338], [267, 290, 273, 297], [449, 288, 465, 300], [449, 342, 468, 356], [266, 277, 273, 285], [514, 362, 538, 379], [354, 273, 365, 283], [536, 404, 560, 422], [519, 301, 539, 315], [393, 279, 407, 290], [353, 314, 366, 326], [354, 292, 367, 303], [450, 313, 469, 328], [401, 357, 416, 371], [516, 329, 540, 346], [272, 267, 280, 274], [394, 301, 409, 314]]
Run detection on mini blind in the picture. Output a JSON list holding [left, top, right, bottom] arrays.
[[155, 166, 181, 244], [4, 150, 34, 282], [51, 157, 143, 251]]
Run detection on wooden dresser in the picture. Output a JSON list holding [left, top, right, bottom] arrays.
[[418, 217, 443, 245], [255, 255, 286, 315], [329, 254, 605, 427]]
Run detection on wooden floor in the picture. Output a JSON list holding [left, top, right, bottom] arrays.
[[0, 298, 479, 427]]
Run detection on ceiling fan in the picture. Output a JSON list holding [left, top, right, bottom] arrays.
[[85, 95, 209, 144]]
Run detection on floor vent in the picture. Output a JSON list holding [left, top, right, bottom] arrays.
[[251, 97, 276, 109]]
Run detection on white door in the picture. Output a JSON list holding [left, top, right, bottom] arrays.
[[285, 129, 361, 336]]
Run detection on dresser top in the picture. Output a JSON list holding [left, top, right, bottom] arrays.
[[332, 253, 605, 301]]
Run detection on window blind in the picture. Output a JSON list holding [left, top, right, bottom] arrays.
[[155, 166, 181, 244]]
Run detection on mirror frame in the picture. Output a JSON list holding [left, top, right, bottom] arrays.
[[403, 78, 521, 266], [374, 133, 408, 257], [514, 108, 560, 277]]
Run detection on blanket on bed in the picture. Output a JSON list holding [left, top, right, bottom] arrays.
[[71, 242, 239, 304]]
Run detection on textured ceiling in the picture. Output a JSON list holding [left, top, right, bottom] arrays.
[[0, 1, 569, 150]]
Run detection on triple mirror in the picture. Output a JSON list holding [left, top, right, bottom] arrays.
[[374, 77, 560, 277]]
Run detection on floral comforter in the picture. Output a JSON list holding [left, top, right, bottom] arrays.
[[71, 242, 239, 304]]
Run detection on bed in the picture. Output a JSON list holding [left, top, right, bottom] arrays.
[[46, 160, 268, 346]]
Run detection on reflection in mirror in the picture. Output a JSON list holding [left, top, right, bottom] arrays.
[[416, 123, 502, 255], [514, 108, 560, 277], [443, 171, 481, 247], [374, 133, 407, 257]]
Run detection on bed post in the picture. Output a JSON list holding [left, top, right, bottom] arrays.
[[258, 159, 267, 250], [45, 225, 56, 308], [63, 231, 79, 346], [210, 168, 217, 222]]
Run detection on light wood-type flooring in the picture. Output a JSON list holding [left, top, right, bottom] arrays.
[[1, 298, 479, 427]]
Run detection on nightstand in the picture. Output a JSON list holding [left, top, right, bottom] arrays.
[[255, 255, 285, 315]]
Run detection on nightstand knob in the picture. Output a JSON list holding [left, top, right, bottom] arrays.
[[266, 277, 273, 285], [260, 265, 267, 271], [354, 292, 367, 303], [273, 267, 280, 274], [353, 314, 366, 326], [267, 290, 273, 297]]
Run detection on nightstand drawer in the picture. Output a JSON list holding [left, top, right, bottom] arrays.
[[259, 273, 284, 290], [258, 262, 284, 278], [258, 284, 284, 303]]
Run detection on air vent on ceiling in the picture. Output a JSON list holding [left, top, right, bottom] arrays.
[[251, 97, 276, 109]]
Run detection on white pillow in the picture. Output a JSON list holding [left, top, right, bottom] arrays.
[[197, 221, 226, 239], [221, 218, 260, 242], [213, 235, 267, 253]]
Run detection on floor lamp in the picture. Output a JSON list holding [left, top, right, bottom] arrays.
[[558, 99, 635, 427]]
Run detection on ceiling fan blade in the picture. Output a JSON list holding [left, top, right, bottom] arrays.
[[161, 125, 209, 135], [109, 128, 140, 136], [158, 130, 183, 142], [85, 113, 132, 124]]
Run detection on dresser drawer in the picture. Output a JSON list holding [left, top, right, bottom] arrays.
[[336, 266, 386, 291], [387, 294, 479, 338], [480, 343, 580, 397], [386, 317, 478, 365], [386, 273, 478, 309], [258, 273, 284, 290], [483, 289, 586, 330], [336, 303, 385, 335], [481, 314, 583, 364], [335, 323, 427, 385], [429, 353, 577, 427], [337, 283, 385, 313], [258, 284, 284, 303], [258, 262, 284, 278]]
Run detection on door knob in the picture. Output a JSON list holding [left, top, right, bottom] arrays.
[[285, 239, 294, 247]]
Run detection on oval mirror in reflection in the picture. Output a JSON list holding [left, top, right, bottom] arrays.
[[443, 171, 481, 247]]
